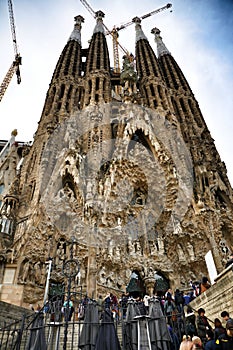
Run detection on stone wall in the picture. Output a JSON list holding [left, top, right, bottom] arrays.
[[190, 265, 233, 325], [0, 300, 33, 326], [0, 284, 24, 306]]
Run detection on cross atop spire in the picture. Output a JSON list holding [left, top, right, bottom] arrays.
[[68, 15, 84, 44], [132, 17, 148, 42], [93, 10, 105, 34], [151, 27, 170, 57]]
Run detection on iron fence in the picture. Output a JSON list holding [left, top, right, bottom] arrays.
[[0, 293, 188, 350]]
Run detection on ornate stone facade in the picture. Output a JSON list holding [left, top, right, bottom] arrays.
[[0, 13, 233, 306]]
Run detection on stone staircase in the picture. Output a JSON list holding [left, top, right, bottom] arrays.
[[190, 265, 233, 324]]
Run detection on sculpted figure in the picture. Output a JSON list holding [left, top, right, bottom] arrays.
[[21, 260, 30, 283]]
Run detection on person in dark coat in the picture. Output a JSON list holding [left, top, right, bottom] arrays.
[[185, 307, 197, 338], [215, 319, 233, 350], [174, 289, 184, 313], [205, 330, 216, 350], [214, 318, 226, 340], [196, 308, 212, 345]]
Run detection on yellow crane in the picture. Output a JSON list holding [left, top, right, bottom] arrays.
[[80, 0, 172, 73], [0, 0, 22, 102]]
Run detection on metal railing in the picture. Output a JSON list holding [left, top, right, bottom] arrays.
[[0, 293, 190, 350]]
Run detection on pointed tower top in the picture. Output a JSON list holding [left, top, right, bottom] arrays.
[[68, 15, 84, 44], [151, 27, 170, 57], [132, 17, 148, 42], [93, 10, 105, 34]]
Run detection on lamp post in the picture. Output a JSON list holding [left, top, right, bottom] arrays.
[[62, 236, 80, 350]]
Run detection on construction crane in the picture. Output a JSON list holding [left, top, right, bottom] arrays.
[[80, 0, 172, 73], [109, 3, 172, 72], [0, 0, 22, 102]]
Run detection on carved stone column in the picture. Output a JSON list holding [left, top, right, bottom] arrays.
[[144, 269, 156, 296], [86, 245, 97, 299]]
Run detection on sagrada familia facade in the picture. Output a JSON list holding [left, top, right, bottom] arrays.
[[0, 11, 232, 306]]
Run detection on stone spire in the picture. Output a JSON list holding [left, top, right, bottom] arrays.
[[68, 15, 84, 45], [134, 18, 170, 112], [93, 10, 105, 34], [83, 10, 111, 106], [133, 17, 148, 42], [151, 27, 170, 57]]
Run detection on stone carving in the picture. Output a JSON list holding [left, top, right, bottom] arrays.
[[177, 244, 185, 262], [20, 260, 30, 283], [187, 242, 195, 261], [33, 261, 41, 284]]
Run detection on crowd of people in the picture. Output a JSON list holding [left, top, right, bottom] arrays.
[[91, 286, 233, 350], [179, 316, 233, 349], [34, 269, 232, 349]]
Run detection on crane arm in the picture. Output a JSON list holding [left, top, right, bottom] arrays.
[[0, 0, 22, 102], [80, 0, 96, 18], [116, 3, 172, 32], [80, 0, 115, 41], [0, 60, 20, 102], [8, 0, 19, 56]]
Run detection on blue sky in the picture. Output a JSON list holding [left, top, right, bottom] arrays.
[[0, 0, 233, 184]]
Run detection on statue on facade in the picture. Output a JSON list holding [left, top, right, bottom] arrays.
[[20, 260, 30, 283], [120, 54, 138, 99]]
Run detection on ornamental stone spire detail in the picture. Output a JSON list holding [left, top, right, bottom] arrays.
[[133, 17, 148, 42], [68, 15, 84, 45], [93, 10, 105, 34], [151, 27, 170, 57]]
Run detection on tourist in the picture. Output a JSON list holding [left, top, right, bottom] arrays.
[[215, 319, 233, 349], [168, 324, 180, 350], [183, 292, 191, 305], [199, 276, 211, 294], [214, 318, 226, 340], [205, 330, 216, 350], [179, 335, 193, 350], [220, 311, 232, 323], [104, 293, 111, 309], [189, 280, 200, 297], [174, 289, 185, 313], [164, 293, 177, 324], [192, 336, 203, 349], [97, 295, 104, 319], [196, 308, 212, 345], [119, 293, 128, 319], [63, 298, 74, 321], [111, 293, 119, 321], [225, 253, 233, 269], [143, 294, 150, 314], [185, 306, 197, 338]]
